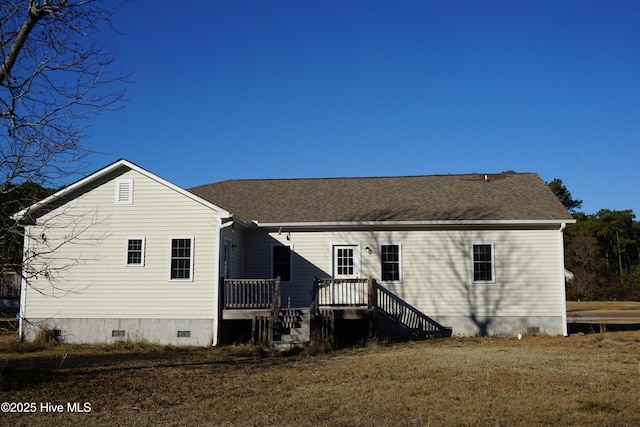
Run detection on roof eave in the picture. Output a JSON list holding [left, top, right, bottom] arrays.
[[12, 159, 232, 221], [253, 218, 576, 229]]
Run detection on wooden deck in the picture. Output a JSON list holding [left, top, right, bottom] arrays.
[[312, 277, 375, 310], [222, 308, 273, 320], [221, 276, 451, 346], [221, 278, 282, 343]]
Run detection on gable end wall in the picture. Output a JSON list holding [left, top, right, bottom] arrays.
[[22, 169, 221, 346]]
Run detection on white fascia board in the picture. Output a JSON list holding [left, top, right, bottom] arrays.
[[254, 219, 576, 229], [12, 159, 231, 221]]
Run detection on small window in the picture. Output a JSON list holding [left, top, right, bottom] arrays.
[[272, 245, 292, 282], [472, 243, 494, 283], [126, 238, 145, 266], [381, 244, 401, 282], [115, 179, 133, 204], [170, 237, 194, 281]]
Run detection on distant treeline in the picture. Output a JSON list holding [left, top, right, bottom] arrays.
[[564, 209, 639, 301], [548, 179, 640, 301]]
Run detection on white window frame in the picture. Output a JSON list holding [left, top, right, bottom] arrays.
[[271, 243, 293, 283], [331, 244, 361, 279], [169, 237, 195, 282], [125, 237, 146, 267], [471, 242, 495, 284], [115, 178, 134, 205], [379, 243, 402, 283]]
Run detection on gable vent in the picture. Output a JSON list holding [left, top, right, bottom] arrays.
[[115, 179, 134, 204]]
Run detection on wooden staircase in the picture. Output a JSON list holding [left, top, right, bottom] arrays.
[[375, 285, 452, 338], [273, 308, 311, 349], [225, 277, 450, 347]]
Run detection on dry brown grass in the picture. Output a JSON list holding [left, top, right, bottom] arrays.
[[567, 300, 640, 318], [2, 329, 640, 426]]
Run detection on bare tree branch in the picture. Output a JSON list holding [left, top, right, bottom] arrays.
[[1, 0, 129, 189], [0, 0, 129, 292]]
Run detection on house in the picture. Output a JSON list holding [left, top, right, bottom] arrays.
[[14, 160, 575, 346]]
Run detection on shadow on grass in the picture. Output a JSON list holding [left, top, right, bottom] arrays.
[[0, 341, 324, 394]]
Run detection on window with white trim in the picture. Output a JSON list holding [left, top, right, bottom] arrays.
[[126, 238, 145, 266], [380, 244, 401, 282], [115, 179, 133, 204], [472, 243, 494, 283], [272, 245, 292, 282], [170, 237, 194, 281]]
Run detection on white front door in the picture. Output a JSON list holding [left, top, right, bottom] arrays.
[[333, 245, 360, 279]]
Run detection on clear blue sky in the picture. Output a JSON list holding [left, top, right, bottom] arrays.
[[84, 0, 640, 216]]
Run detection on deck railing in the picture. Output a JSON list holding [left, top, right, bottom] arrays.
[[223, 278, 281, 310], [375, 284, 452, 338], [312, 277, 375, 311]]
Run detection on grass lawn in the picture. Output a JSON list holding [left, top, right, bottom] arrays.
[[2, 324, 640, 426], [566, 300, 640, 318]]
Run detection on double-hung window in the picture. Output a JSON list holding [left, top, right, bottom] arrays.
[[472, 243, 495, 283], [170, 237, 194, 281], [272, 245, 292, 282], [380, 244, 401, 282], [126, 238, 145, 266]]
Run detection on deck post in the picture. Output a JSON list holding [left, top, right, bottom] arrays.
[[251, 315, 256, 344], [268, 277, 281, 345], [311, 277, 318, 314], [367, 276, 375, 309], [367, 276, 375, 338]]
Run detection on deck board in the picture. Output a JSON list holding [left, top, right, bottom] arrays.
[[222, 309, 272, 320]]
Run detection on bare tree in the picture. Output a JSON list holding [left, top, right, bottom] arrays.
[[0, 1, 128, 286], [1, 0, 128, 188]]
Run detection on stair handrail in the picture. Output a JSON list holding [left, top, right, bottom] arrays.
[[375, 282, 452, 338]]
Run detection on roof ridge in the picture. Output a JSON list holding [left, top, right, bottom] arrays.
[[191, 172, 537, 188]]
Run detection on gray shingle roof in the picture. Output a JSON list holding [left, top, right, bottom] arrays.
[[188, 173, 573, 224]]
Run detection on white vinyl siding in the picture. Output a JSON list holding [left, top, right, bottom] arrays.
[[219, 227, 243, 280], [24, 169, 220, 320], [243, 228, 564, 318]]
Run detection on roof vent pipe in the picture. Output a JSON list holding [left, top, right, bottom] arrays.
[[484, 174, 490, 183]]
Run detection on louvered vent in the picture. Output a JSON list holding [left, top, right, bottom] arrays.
[[115, 179, 133, 204]]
